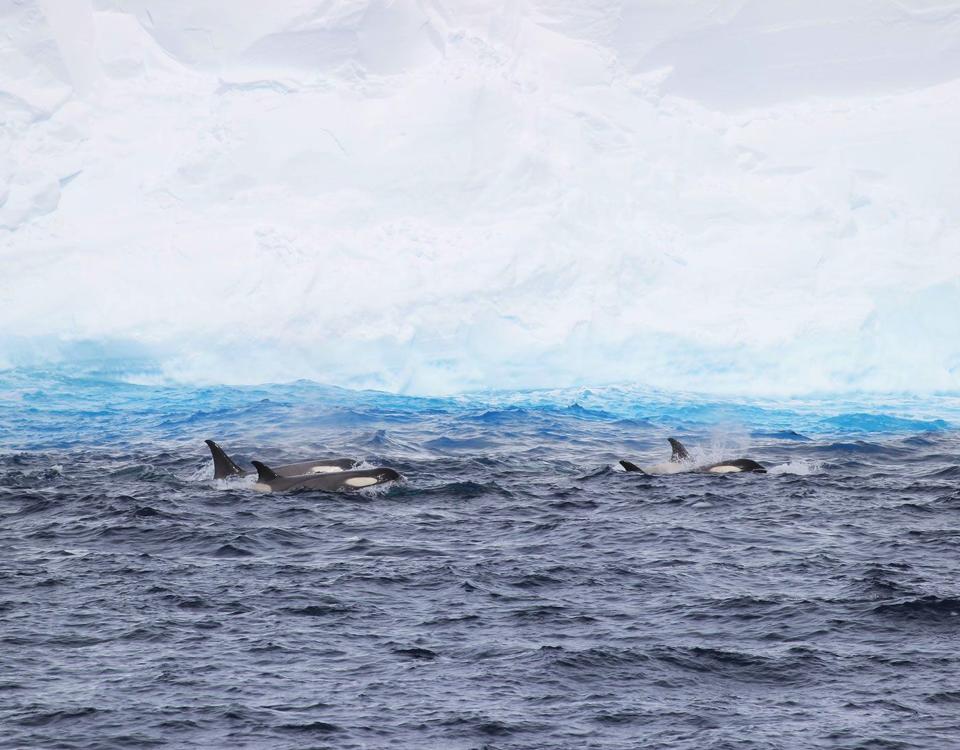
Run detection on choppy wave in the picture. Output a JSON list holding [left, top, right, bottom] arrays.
[[3, 369, 960, 747]]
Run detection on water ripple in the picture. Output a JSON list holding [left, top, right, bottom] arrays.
[[3, 373, 960, 747]]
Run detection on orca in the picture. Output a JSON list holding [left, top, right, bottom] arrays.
[[620, 437, 766, 475], [251, 460, 401, 493], [206, 440, 357, 480]]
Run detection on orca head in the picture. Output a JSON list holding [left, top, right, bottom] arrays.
[[707, 459, 766, 474], [345, 468, 401, 488]]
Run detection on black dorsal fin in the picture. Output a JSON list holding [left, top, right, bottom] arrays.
[[251, 461, 279, 482], [206, 440, 245, 479], [668, 438, 690, 463], [620, 460, 645, 474]]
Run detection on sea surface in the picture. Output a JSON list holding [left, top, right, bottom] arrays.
[[3, 369, 960, 749]]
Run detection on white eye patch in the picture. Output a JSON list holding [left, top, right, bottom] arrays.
[[344, 476, 379, 488], [707, 465, 743, 473]]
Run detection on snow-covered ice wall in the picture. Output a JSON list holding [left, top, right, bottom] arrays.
[[2, 0, 960, 394]]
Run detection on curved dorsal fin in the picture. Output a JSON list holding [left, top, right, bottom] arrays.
[[620, 460, 645, 473], [206, 439, 245, 479], [251, 460, 279, 482], [668, 438, 690, 463]]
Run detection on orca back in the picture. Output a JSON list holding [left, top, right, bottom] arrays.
[[253, 466, 401, 493], [207, 440, 358, 480]]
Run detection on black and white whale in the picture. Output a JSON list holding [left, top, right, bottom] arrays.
[[251, 460, 401, 493], [620, 437, 766, 475], [206, 439, 357, 480]]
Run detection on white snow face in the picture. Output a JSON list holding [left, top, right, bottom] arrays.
[[4, 1, 960, 395]]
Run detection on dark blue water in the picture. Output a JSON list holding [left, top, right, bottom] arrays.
[[3, 369, 960, 749]]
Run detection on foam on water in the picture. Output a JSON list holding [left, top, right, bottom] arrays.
[[766, 459, 824, 476]]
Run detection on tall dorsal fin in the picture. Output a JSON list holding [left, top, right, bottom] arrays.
[[668, 438, 690, 463], [251, 461, 279, 482], [206, 440, 245, 479]]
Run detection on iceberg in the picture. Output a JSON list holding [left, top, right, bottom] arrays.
[[2, 0, 959, 395]]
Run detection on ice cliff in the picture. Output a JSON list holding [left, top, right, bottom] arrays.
[[2, 0, 960, 394]]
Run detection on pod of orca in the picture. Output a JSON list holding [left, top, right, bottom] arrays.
[[205, 440, 401, 493], [206, 435, 765, 494], [620, 437, 766, 475]]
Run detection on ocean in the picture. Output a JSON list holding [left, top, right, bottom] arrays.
[[2, 369, 960, 749]]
